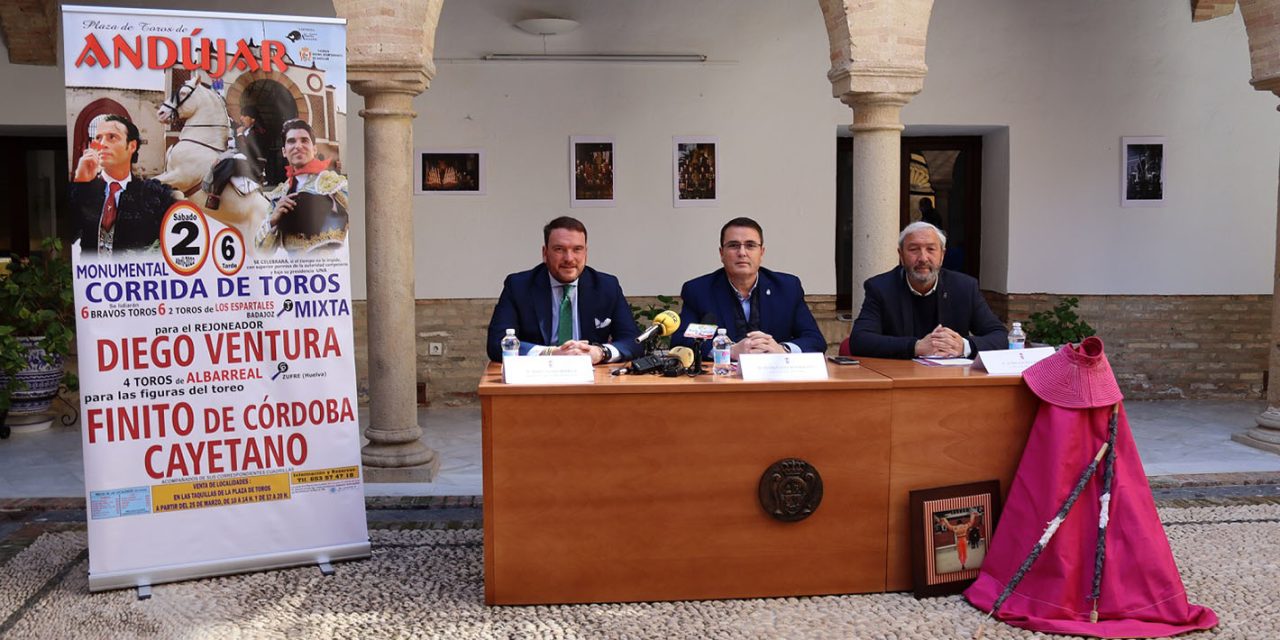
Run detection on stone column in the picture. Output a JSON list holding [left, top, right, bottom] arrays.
[[335, 0, 444, 481], [842, 92, 911, 313], [1229, 0, 1280, 454], [818, 0, 933, 314], [351, 75, 439, 480], [1240, 198, 1280, 453], [1239, 134, 1280, 454]]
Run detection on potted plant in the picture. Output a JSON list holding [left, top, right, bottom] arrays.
[[0, 237, 78, 434], [1024, 296, 1096, 347]]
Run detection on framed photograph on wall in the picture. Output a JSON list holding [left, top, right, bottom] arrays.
[[570, 136, 615, 207], [415, 149, 485, 195], [909, 480, 1001, 598], [1121, 136, 1165, 207], [673, 136, 718, 207]]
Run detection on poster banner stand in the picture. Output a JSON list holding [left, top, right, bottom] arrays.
[[63, 5, 369, 591]]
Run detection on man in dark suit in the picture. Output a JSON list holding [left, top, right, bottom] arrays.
[[849, 221, 1007, 359], [486, 216, 642, 363], [70, 114, 175, 255], [671, 217, 826, 359]]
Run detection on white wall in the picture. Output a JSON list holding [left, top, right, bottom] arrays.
[[411, 0, 1280, 297], [412, 0, 837, 299], [910, 0, 1280, 294], [3, 0, 1276, 298]]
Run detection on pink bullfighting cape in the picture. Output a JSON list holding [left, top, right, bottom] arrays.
[[964, 337, 1217, 637]]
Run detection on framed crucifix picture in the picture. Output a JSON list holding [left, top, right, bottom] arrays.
[[673, 136, 718, 207], [570, 136, 615, 207], [909, 480, 1001, 598], [415, 149, 484, 195], [1121, 136, 1165, 207]]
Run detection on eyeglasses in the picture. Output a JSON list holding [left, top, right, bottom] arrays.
[[722, 241, 762, 252]]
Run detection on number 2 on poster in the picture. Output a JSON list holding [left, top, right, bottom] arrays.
[[160, 201, 210, 276]]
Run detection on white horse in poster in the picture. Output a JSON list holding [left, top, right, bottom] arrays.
[[154, 71, 270, 246], [155, 71, 227, 195]]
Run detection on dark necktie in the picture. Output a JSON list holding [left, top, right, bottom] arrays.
[[101, 182, 122, 231], [557, 284, 575, 345]]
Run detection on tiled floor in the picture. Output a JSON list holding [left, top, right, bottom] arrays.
[[1, 400, 1279, 499]]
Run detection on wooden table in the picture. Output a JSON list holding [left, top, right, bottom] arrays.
[[856, 358, 1038, 590], [479, 358, 1037, 604]]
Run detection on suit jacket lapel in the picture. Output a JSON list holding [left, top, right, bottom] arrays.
[[936, 271, 951, 329], [896, 267, 913, 337], [576, 268, 595, 341], [714, 270, 738, 338], [532, 265, 553, 344], [755, 269, 774, 335]]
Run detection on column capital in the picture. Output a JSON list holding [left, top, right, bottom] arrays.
[[829, 64, 926, 101], [1251, 75, 1280, 109], [348, 65, 434, 99], [840, 92, 913, 133]]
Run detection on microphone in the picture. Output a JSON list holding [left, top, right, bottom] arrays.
[[668, 346, 696, 369], [636, 309, 681, 344]]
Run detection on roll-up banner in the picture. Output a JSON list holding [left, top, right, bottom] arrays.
[[61, 5, 369, 592]]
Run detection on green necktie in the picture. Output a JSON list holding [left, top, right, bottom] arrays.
[[557, 284, 575, 345]]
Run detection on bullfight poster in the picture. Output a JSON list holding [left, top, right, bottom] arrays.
[[61, 5, 368, 591]]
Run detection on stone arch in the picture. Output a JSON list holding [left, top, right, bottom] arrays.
[[1238, 1, 1280, 93], [818, 0, 934, 98], [227, 70, 310, 131], [818, 0, 936, 311], [227, 70, 308, 186]]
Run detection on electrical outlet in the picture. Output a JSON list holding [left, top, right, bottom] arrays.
[[428, 342, 444, 356]]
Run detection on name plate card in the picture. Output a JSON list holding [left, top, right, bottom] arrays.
[[971, 347, 1055, 376], [738, 353, 830, 382], [502, 355, 595, 384]]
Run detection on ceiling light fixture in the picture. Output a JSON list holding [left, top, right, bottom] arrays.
[[498, 17, 705, 64], [514, 18, 580, 36]]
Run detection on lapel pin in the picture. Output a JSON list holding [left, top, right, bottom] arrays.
[[766, 289, 772, 296]]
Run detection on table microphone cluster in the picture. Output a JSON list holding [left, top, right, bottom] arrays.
[[630, 345, 698, 377], [625, 310, 702, 376]]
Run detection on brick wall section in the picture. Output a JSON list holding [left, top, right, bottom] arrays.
[[1192, 1, 1238, 22], [0, 0, 57, 66], [987, 292, 1269, 400], [353, 295, 854, 406], [353, 293, 1269, 405], [1240, 0, 1280, 90], [335, 0, 443, 68]]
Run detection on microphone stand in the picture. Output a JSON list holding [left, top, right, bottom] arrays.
[[689, 338, 707, 376]]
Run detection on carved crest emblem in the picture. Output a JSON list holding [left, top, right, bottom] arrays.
[[758, 458, 823, 522]]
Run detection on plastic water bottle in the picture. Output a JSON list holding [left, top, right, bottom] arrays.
[[1008, 322, 1026, 350], [501, 328, 520, 359], [712, 328, 733, 376]]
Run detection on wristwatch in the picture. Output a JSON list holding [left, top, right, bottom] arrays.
[[589, 341, 607, 363]]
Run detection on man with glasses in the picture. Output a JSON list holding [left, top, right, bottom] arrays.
[[486, 216, 641, 364], [671, 217, 826, 359]]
